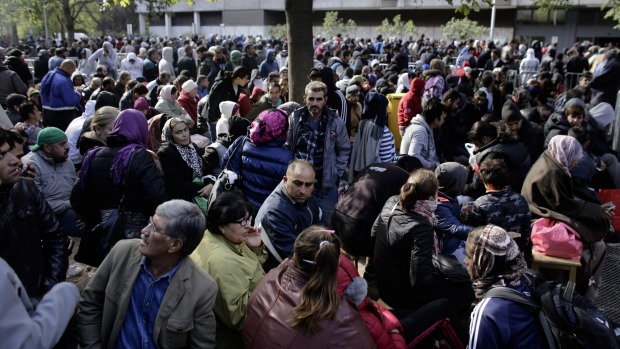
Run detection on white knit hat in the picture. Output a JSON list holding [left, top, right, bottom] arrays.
[[182, 80, 197, 93]]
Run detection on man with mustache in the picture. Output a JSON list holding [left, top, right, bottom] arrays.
[[22, 127, 78, 237], [79, 200, 217, 348], [286, 81, 351, 226], [256, 159, 321, 271]]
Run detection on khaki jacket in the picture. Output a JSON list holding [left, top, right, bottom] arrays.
[[78, 239, 218, 349]]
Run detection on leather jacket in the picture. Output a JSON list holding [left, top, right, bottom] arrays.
[[242, 261, 375, 348], [0, 179, 69, 298]]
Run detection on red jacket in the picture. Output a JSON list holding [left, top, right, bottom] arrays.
[[337, 255, 406, 349], [397, 77, 425, 129], [177, 91, 199, 125]]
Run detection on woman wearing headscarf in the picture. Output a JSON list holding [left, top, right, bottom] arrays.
[[221, 108, 293, 213], [522, 135, 611, 244], [71, 109, 167, 266], [157, 117, 214, 210], [154, 85, 191, 121], [348, 92, 395, 182], [465, 224, 546, 349]]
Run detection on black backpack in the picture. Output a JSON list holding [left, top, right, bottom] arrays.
[[484, 274, 619, 349]]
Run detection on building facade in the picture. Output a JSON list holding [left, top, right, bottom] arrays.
[[136, 0, 620, 49]]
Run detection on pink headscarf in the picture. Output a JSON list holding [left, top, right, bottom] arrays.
[[159, 85, 175, 102], [249, 109, 288, 145], [547, 135, 583, 176]]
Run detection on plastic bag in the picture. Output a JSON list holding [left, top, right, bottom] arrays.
[[531, 218, 583, 260]]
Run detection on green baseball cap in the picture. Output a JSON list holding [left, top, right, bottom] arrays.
[[31, 127, 67, 152]]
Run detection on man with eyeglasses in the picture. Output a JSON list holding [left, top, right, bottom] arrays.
[[256, 159, 321, 271], [79, 199, 218, 349]]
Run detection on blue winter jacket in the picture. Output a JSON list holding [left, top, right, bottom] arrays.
[[39, 68, 82, 111], [436, 193, 473, 254], [255, 183, 321, 259], [222, 136, 293, 212], [259, 49, 279, 78]]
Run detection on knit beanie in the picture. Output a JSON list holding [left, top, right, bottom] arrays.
[[182, 80, 197, 93]]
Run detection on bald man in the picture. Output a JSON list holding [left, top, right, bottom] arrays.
[[39, 59, 83, 130], [256, 159, 322, 271]]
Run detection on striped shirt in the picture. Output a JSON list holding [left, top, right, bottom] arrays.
[[378, 126, 396, 163]]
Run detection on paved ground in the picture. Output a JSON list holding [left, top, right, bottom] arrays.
[[66, 238, 96, 292]]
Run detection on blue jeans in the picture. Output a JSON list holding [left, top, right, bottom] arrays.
[[315, 185, 338, 227], [58, 207, 80, 237]]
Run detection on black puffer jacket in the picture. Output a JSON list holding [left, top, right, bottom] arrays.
[[372, 195, 435, 309], [544, 111, 570, 148], [0, 179, 69, 298], [71, 135, 167, 228]]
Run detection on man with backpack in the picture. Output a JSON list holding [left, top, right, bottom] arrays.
[[466, 224, 547, 349], [467, 224, 619, 349]]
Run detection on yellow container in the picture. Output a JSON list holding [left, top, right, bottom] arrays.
[[387, 93, 406, 152]]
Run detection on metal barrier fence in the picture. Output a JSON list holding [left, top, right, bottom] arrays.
[[564, 72, 585, 90]]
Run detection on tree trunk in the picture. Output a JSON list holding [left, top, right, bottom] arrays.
[[8, 23, 18, 45], [63, 0, 75, 43], [285, 0, 314, 104]]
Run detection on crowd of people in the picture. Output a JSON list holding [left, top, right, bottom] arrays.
[[0, 32, 619, 348]]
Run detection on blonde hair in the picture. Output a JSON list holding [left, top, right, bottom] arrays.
[[90, 106, 119, 132]]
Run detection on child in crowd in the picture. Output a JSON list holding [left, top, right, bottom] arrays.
[[468, 158, 532, 249]]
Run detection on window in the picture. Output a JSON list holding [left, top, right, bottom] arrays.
[[516, 9, 565, 25]]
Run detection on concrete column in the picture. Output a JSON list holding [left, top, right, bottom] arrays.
[[139, 14, 146, 35], [165, 13, 172, 38], [193, 11, 201, 34]]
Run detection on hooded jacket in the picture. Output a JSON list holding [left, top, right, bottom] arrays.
[[119, 52, 143, 80], [39, 67, 82, 110], [258, 49, 279, 78], [337, 255, 406, 349], [87, 42, 117, 72], [435, 163, 473, 254], [519, 48, 540, 84], [159, 47, 176, 79], [5, 55, 32, 85], [397, 78, 425, 129], [543, 111, 571, 148], [400, 115, 440, 169]]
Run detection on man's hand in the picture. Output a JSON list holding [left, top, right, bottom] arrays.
[[21, 163, 35, 179]]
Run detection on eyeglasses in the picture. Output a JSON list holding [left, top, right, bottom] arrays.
[[145, 217, 171, 239], [233, 216, 252, 228]]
